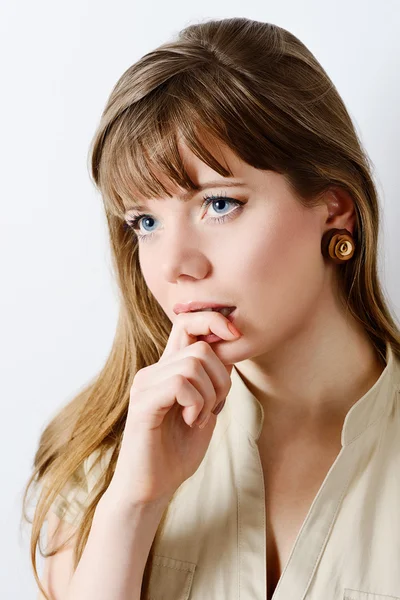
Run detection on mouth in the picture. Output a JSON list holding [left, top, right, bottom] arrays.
[[189, 306, 236, 318]]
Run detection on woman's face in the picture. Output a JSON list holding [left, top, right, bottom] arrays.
[[125, 137, 334, 365]]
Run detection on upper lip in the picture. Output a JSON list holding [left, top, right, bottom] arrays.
[[173, 301, 236, 315]]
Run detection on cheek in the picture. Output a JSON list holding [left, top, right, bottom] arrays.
[[240, 209, 324, 319], [137, 253, 160, 298]]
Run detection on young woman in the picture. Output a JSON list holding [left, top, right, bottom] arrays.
[[22, 17, 400, 600]]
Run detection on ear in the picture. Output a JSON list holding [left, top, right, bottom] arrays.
[[322, 186, 357, 236]]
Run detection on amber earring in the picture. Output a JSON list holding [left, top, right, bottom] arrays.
[[321, 228, 356, 264]]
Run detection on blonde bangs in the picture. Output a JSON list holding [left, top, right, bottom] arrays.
[[95, 76, 246, 220]]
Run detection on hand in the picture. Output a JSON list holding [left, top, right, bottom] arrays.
[[108, 311, 242, 505]]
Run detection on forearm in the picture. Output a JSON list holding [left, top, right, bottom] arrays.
[[66, 490, 170, 600]]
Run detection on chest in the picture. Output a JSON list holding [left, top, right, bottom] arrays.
[[258, 431, 342, 600]]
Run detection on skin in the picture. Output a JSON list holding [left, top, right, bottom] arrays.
[[124, 132, 386, 597], [125, 134, 385, 441]]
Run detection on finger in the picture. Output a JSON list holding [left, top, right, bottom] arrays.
[[133, 355, 218, 425], [132, 375, 208, 429], [158, 339, 233, 395], [161, 311, 241, 360], [181, 345, 232, 426]]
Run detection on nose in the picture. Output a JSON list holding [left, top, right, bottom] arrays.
[[160, 226, 211, 283]]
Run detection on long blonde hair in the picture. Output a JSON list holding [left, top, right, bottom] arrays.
[[21, 17, 400, 599]]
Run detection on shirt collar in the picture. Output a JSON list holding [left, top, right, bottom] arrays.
[[226, 340, 400, 447]]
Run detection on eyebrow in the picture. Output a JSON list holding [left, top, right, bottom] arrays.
[[124, 180, 247, 213]]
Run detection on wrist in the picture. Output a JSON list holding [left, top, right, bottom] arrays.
[[97, 484, 172, 520]]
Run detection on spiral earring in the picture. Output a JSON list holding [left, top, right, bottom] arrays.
[[321, 228, 356, 264]]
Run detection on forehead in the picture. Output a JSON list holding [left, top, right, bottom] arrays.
[[123, 133, 249, 213], [175, 134, 247, 186]]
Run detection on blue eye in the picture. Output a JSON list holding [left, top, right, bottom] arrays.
[[124, 192, 245, 242]]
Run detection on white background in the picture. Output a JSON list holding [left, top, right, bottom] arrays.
[[1, 0, 399, 597]]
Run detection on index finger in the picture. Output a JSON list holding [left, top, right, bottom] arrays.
[[161, 310, 241, 359]]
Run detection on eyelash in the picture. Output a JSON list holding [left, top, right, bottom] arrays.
[[123, 192, 245, 242]]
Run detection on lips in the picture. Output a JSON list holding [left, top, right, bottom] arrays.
[[191, 307, 235, 317], [173, 301, 236, 315]]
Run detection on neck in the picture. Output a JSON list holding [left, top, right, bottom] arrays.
[[234, 297, 386, 431]]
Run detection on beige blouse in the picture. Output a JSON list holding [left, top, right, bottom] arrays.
[[52, 340, 400, 600]]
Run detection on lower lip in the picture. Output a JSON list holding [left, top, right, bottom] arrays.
[[197, 308, 237, 343]]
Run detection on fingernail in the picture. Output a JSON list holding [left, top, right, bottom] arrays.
[[212, 399, 226, 415], [227, 322, 242, 337]]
